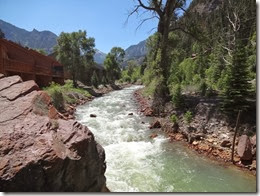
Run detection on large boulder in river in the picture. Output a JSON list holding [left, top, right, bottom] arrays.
[[0, 75, 107, 191], [237, 135, 252, 161]]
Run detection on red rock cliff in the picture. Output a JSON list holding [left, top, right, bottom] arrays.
[[0, 74, 107, 191]]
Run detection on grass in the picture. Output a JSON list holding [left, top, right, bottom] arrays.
[[43, 80, 91, 111]]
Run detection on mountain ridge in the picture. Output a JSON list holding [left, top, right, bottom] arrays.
[[0, 19, 148, 64]]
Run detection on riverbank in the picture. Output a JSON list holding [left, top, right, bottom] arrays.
[[134, 88, 256, 176], [44, 80, 132, 120]]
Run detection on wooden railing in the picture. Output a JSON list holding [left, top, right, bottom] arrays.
[[4, 58, 34, 73], [35, 64, 52, 75], [3, 58, 64, 79]]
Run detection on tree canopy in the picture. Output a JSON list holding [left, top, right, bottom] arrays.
[[104, 47, 125, 83], [54, 30, 95, 87]]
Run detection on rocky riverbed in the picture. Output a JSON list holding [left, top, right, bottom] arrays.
[[134, 88, 256, 175]]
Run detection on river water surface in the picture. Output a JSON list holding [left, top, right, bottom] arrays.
[[76, 86, 256, 192]]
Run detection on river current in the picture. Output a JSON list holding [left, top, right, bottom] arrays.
[[76, 85, 256, 192]]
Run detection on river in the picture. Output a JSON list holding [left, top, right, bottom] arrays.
[[75, 85, 256, 192]]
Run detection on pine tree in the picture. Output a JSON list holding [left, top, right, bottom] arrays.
[[222, 40, 251, 113], [172, 84, 184, 108]]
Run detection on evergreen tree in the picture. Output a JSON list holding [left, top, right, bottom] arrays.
[[222, 41, 251, 113], [172, 84, 184, 108]]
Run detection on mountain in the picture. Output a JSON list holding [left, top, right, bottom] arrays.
[[0, 19, 150, 66], [125, 40, 147, 61], [0, 19, 107, 64], [0, 19, 58, 54], [94, 49, 106, 64]]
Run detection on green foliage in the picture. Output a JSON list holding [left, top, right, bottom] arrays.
[[104, 47, 125, 83], [179, 58, 195, 85], [91, 71, 99, 88], [184, 111, 193, 125], [172, 84, 184, 108], [143, 76, 163, 97], [44, 82, 65, 111], [44, 80, 91, 109], [170, 114, 178, 124], [199, 79, 207, 96], [136, 0, 256, 117], [54, 30, 95, 86], [222, 42, 251, 113], [120, 60, 143, 84]]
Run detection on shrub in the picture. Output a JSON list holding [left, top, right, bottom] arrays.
[[143, 76, 162, 97], [50, 87, 64, 111], [170, 114, 178, 124], [199, 80, 207, 96], [206, 86, 214, 97], [172, 84, 184, 108], [43, 80, 91, 111], [184, 111, 192, 125]]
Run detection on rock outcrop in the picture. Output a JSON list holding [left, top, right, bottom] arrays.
[[237, 135, 253, 161], [0, 75, 107, 191]]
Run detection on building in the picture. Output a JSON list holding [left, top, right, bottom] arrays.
[[0, 38, 64, 87]]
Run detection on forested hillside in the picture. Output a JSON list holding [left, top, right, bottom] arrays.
[[121, 0, 256, 117]]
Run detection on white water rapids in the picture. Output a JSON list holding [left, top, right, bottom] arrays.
[[76, 85, 256, 192]]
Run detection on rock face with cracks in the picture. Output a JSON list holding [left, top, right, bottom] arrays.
[[0, 75, 107, 191]]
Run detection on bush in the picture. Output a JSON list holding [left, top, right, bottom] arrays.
[[44, 80, 91, 111], [184, 111, 192, 125], [49, 86, 65, 111], [206, 86, 214, 97], [199, 80, 207, 96], [143, 76, 162, 97], [170, 114, 178, 124], [172, 84, 184, 108]]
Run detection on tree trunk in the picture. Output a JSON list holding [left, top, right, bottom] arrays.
[[152, 1, 176, 108], [231, 110, 241, 164]]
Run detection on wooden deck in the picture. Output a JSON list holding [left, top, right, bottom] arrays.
[[0, 38, 64, 87]]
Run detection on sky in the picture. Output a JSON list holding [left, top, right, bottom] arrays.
[[0, 0, 192, 53]]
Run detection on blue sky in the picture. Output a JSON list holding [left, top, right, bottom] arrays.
[[0, 0, 191, 53]]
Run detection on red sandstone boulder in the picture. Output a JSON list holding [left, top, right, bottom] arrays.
[[220, 140, 232, 148], [250, 135, 256, 148], [150, 133, 158, 139], [143, 107, 153, 116], [0, 75, 107, 191], [237, 135, 253, 161], [149, 120, 161, 129], [0, 75, 22, 91]]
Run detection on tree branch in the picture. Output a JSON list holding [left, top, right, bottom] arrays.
[[170, 26, 202, 43], [137, 0, 156, 11], [136, 16, 159, 32]]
